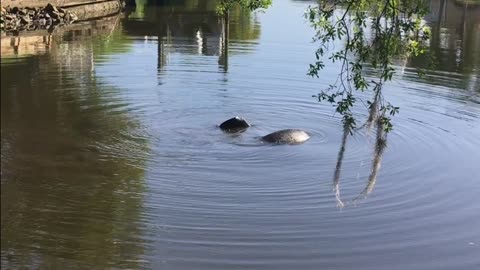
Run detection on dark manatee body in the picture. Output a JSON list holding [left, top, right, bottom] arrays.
[[219, 116, 251, 133], [261, 129, 310, 144]]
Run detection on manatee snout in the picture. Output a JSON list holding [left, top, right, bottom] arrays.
[[219, 116, 251, 133], [261, 129, 310, 144]]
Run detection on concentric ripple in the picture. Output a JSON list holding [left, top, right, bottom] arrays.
[[2, 1, 480, 270]]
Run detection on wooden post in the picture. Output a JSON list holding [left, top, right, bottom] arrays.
[[219, 10, 229, 72]]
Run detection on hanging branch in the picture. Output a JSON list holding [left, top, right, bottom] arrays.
[[307, 0, 430, 133]]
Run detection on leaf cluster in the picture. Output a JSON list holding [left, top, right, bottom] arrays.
[[307, 0, 430, 133], [217, 0, 272, 15]]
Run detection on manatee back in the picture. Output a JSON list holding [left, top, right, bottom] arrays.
[[261, 129, 310, 144]]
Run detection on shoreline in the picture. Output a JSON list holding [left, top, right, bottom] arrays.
[[1, 0, 127, 33]]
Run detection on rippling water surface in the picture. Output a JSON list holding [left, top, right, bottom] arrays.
[[1, 0, 480, 269]]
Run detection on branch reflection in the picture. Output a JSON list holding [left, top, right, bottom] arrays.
[[333, 117, 388, 208]]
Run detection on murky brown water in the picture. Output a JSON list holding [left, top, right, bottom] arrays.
[[1, 0, 479, 269]]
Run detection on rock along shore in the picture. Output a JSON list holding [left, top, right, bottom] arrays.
[[1, 0, 130, 33], [1, 3, 78, 32]]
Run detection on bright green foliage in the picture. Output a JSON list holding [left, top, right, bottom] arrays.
[[217, 0, 272, 14], [307, 0, 430, 133]]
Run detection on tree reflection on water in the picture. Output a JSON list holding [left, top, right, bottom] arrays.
[[1, 14, 150, 269]]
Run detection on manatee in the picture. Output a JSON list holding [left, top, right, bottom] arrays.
[[219, 116, 251, 133], [261, 129, 310, 144]]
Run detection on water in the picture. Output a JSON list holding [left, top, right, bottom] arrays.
[[1, 0, 479, 269]]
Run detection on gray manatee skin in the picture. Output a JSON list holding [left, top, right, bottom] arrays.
[[261, 129, 310, 144], [219, 116, 251, 133]]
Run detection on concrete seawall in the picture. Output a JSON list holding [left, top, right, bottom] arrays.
[[63, 0, 124, 21], [1, 0, 125, 31]]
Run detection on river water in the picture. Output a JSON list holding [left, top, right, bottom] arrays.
[[1, 0, 479, 269]]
